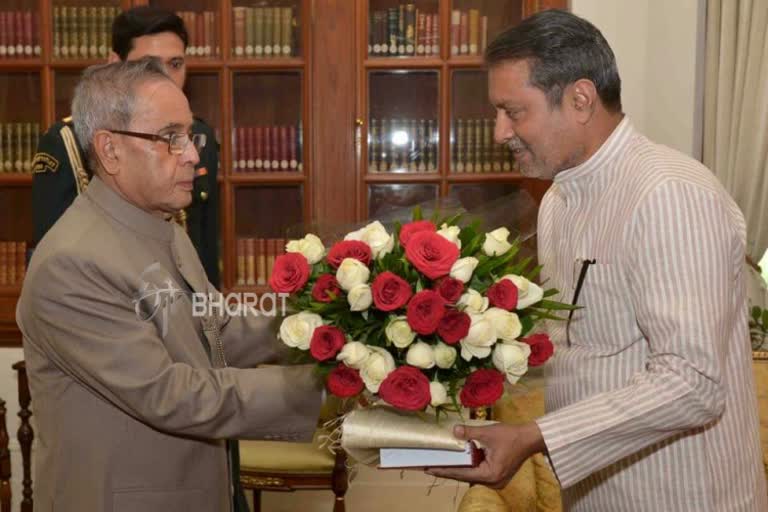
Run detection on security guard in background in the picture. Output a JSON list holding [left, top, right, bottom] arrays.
[[32, 6, 219, 288], [31, 7, 247, 511]]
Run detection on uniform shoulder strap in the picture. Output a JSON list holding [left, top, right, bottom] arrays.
[[59, 123, 90, 195]]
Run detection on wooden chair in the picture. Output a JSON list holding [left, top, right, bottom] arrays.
[[0, 362, 34, 512], [238, 397, 349, 512]]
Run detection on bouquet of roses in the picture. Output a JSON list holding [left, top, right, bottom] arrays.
[[269, 208, 569, 417]]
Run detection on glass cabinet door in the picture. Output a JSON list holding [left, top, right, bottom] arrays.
[[0, 0, 41, 60], [185, 72, 222, 144], [233, 185, 303, 286], [149, 0, 220, 58], [368, 0, 439, 58], [451, 69, 514, 173], [51, 1, 121, 61], [231, 71, 303, 174], [231, 1, 301, 59], [0, 72, 41, 175], [368, 183, 439, 219], [449, 0, 523, 57], [368, 70, 439, 174]]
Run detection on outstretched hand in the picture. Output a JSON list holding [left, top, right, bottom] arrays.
[[426, 421, 546, 489]]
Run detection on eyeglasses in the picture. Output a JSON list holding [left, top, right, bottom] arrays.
[[566, 258, 596, 347], [109, 129, 206, 155]]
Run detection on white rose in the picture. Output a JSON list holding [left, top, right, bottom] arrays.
[[385, 316, 417, 348], [483, 307, 522, 342], [336, 341, 370, 369], [345, 221, 395, 259], [336, 257, 370, 291], [361, 346, 396, 393], [347, 284, 373, 311], [278, 312, 323, 350], [500, 274, 544, 309], [492, 341, 531, 384], [406, 341, 436, 369], [429, 381, 449, 407], [460, 313, 497, 361], [450, 257, 479, 283], [482, 227, 513, 256], [434, 342, 457, 369], [285, 233, 325, 264], [437, 223, 462, 249], [457, 289, 489, 314]]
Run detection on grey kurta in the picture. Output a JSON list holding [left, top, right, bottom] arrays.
[[17, 176, 322, 512], [535, 118, 767, 510]]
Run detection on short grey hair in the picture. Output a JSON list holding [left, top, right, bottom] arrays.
[[71, 56, 174, 172]]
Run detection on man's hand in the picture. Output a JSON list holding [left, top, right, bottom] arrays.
[[426, 421, 546, 489]]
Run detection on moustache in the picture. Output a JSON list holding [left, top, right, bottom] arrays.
[[506, 138, 527, 151]]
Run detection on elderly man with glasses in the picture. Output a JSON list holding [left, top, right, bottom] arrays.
[[16, 57, 322, 512]]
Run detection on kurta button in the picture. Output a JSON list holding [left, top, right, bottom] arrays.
[[200, 191, 208, 201]]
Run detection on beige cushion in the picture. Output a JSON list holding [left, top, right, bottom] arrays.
[[239, 432, 336, 474], [458, 485, 508, 512]]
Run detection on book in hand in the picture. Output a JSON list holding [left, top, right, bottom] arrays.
[[379, 441, 485, 469]]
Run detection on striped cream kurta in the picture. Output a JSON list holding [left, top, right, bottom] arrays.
[[535, 117, 768, 511]]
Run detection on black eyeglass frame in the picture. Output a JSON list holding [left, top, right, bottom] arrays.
[[108, 129, 206, 155]]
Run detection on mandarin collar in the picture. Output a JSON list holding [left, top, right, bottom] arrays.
[[85, 176, 174, 242], [552, 116, 634, 198]]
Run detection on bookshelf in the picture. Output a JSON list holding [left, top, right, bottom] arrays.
[[0, 0, 565, 345]]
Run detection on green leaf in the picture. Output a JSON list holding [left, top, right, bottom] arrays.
[[536, 300, 578, 311], [543, 288, 560, 298], [762, 309, 768, 329], [412, 205, 423, 221]]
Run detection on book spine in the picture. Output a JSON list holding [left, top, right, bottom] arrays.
[[481, 16, 488, 55], [195, 12, 205, 57], [247, 126, 257, 170], [431, 14, 439, 55], [469, 9, 480, 56], [0, 12, 7, 58], [0, 125, 4, 170], [371, 11, 380, 55], [79, 7, 89, 58], [503, 144, 512, 172], [459, 11, 468, 55], [233, 7, 246, 57], [279, 125, 289, 170], [455, 118, 465, 172], [244, 7, 254, 57], [3, 124, 11, 171], [289, 125, 298, 170], [405, 4, 416, 55], [256, 238, 267, 285], [368, 9, 373, 55], [16, 242, 26, 283], [71, 7, 81, 58], [0, 242, 6, 285], [97, 7, 107, 59], [14, 11, 23, 56], [265, 239, 276, 280], [23, 123, 32, 172], [14, 123, 22, 171], [281, 7, 292, 57], [258, 126, 268, 170], [7, 240, 16, 285], [450, 10, 460, 56], [270, 126, 279, 169], [23, 11, 33, 56], [271, 7, 281, 56], [236, 238, 246, 285], [387, 8, 397, 56], [86, 7, 97, 58], [6, 10, 16, 57], [245, 238, 255, 285], [254, 7, 264, 57], [204, 11, 214, 57], [263, 7, 273, 57], [483, 119, 492, 172]]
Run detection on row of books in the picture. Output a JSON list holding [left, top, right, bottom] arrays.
[[0, 123, 41, 174], [0, 11, 40, 58], [53, 6, 120, 60], [232, 125, 303, 172], [368, 6, 439, 57], [0, 242, 27, 286], [452, 118, 514, 173], [232, 6, 297, 58], [450, 9, 489, 57], [177, 11, 218, 57], [368, 118, 438, 173], [236, 238, 287, 286]]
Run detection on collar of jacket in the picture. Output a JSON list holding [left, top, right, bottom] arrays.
[[85, 176, 176, 242]]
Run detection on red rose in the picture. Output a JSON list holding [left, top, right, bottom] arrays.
[[437, 309, 471, 345], [327, 240, 372, 268], [269, 253, 310, 294], [406, 290, 445, 335], [435, 277, 464, 303], [309, 326, 346, 361], [460, 369, 505, 408], [405, 231, 460, 280], [486, 279, 519, 311], [522, 333, 554, 367], [372, 271, 413, 311], [327, 364, 364, 398], [312, 274, 341, 303], [378, 366, 431, 411], [399, 220, 436, 248]]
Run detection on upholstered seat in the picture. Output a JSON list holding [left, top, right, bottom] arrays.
[[239, 431, 336, 474]]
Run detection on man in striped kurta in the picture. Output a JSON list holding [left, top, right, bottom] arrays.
[[429, 10, 767, 510]]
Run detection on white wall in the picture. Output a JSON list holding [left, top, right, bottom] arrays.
[[571, 0, 706, 159]]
